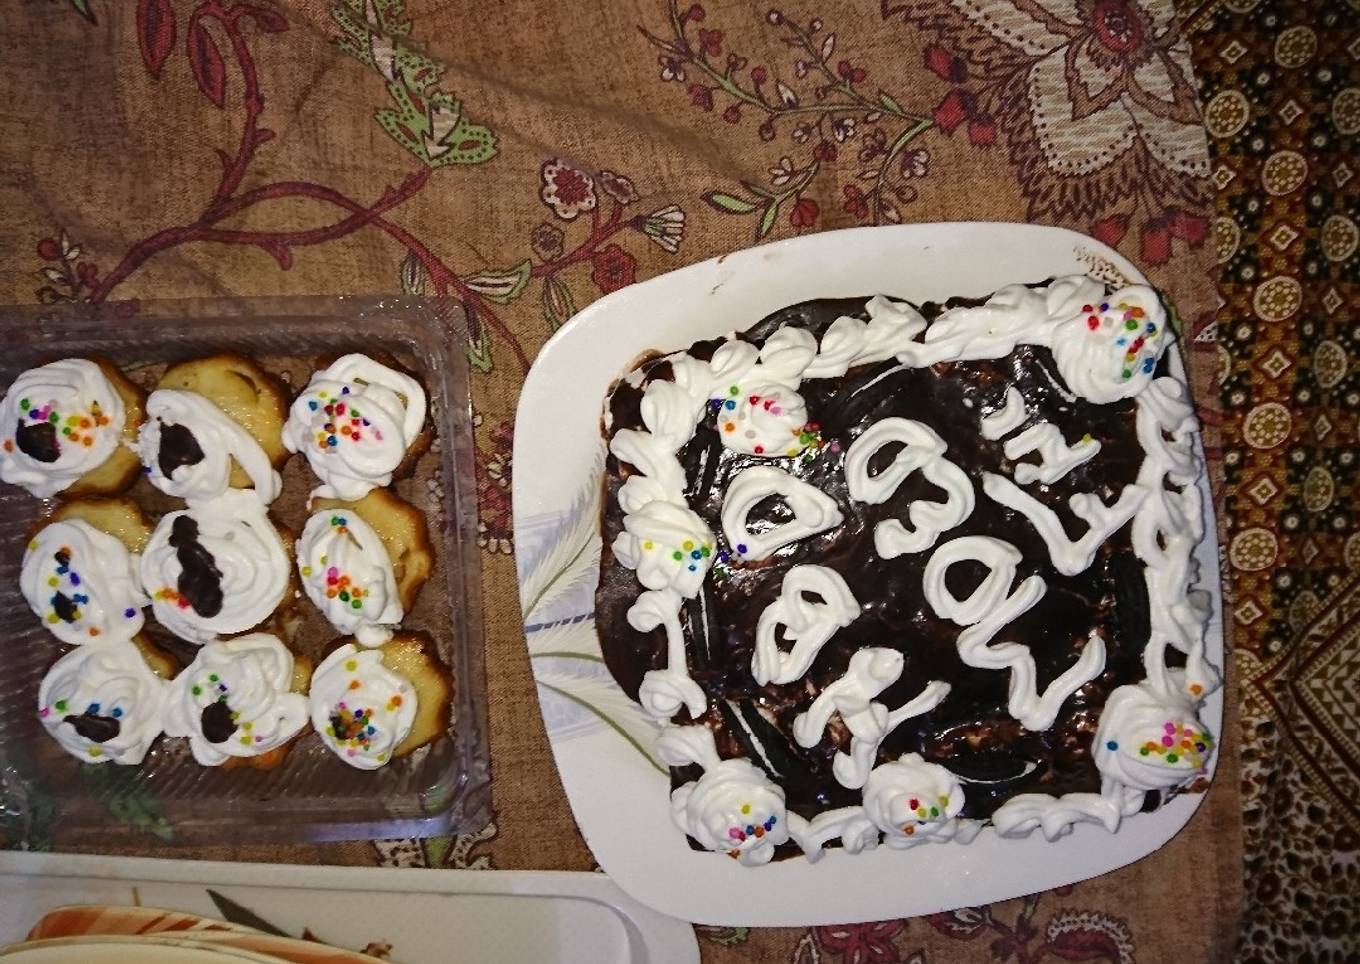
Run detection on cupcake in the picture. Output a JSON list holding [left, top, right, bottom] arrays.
[[0, 357, 144, 499], [38, 640, 169, 765], [298, 489, 434, 646], [140, 489, 292, 645], [309, 633, 451, 769], [162, 633, 312, 769], [21, 499, 152, 646], [151, 354, 290, 497], [137, 387, 284, 504], [281, 354, 429, 501]]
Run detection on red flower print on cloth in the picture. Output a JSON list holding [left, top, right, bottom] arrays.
[[599, 171, 639, 205], [474, 417, 513, 556], [688, 83, 715, 111], [842, 185, 869, 220], [814, 919, 907, 964], [789, 196, 819, 229], [884, 0, 1209, 263], [590, 243, 638, 293], [34, 230, 102, 304], [540, 159, 598, 221], [530, 222, 565, 262]]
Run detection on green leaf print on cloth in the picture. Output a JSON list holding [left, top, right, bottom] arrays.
[[332, 0, 497, 167]]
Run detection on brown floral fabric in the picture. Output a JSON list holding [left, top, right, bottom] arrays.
[[1184, 0, 1360, 960], [0, 0, 1255, 960]]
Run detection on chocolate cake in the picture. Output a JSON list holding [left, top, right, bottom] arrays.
[[596, 276, 1220, 865]]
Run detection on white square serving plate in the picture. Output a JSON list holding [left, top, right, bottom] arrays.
[[512, 223, 1224, 926]]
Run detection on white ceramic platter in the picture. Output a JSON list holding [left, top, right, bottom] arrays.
[[513, 223, 1224, 926]]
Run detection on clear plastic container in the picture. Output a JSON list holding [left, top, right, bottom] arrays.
[[0, 296, 489, 846]]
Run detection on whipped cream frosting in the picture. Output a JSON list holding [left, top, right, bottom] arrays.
[[721, 466, 843, 562], [844, 417, 974, 558], [282, 354, 427, 501], [297, 510, 403, 647], [163, 633, 309, 765], [38, 641, 168, 765], [792, 647, 949, 789], [923, 535, 1106, 732], [751, 565, 859, 686], [862, 754, 967, 847], [140, 490, 290, 644], [309, 643, 418, 769], [657, 725, 799, 867], [0, 358, 127, 498], [138, 389, 282, 504], [1093, 681, 1215, 792], [629, 587, 706, 721], [21, 519, 147, 646]]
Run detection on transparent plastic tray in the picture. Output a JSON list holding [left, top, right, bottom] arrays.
[[0, 296, 489, 847]]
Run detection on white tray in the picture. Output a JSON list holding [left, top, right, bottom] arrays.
[[0, 851, 698, 964], [513, 223, 1224, 926]]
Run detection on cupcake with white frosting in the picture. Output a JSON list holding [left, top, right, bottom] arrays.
[[21, 498, 152, 646], [140, 489, 293, 645], [163, 633, 312, 769], [297, 489, 434, 647], [38, 641, 170, 765], [139, 353, 290, 504], [0, 357, 145, 499], [282, 354, 430, 501], [309, 632, 451, 769]]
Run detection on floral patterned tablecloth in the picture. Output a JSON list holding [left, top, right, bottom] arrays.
[[1, 0, 1355, 961]]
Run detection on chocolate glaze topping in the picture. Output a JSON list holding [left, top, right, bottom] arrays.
[[595, 293, 1179, 856], [169, 515, 224, 618], [51, 591, 79, 624], [15, 419, 60, 463], [200, 699, 236, 744], [64, 708, 121, 744], [158, 422, 205, 478]]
